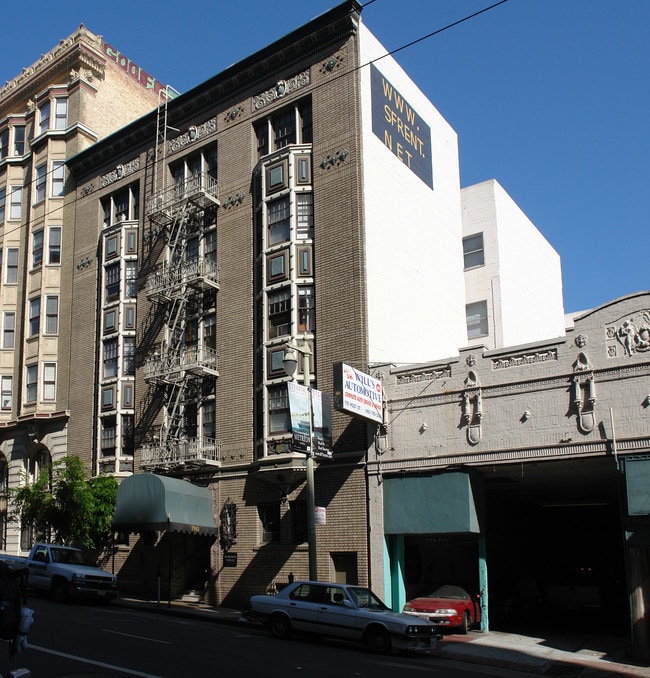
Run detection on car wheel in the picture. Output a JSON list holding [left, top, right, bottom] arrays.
[[365, 626, 391, 654], [52, 579, 69, 604], [269, 613, 292, 640], [460, 612, 471, 634]]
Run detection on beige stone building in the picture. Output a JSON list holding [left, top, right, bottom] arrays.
[[0, 25, 163, 551]]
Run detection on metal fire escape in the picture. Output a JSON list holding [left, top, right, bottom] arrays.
[[140, 87, 221, 475]]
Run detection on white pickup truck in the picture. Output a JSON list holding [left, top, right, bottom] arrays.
[[0, 543, 118, 603]]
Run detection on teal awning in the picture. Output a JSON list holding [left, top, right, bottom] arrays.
[[383, 472, 483, 535], [112, 474, 218, 536]]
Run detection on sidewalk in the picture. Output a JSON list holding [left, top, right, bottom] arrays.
[[116, 597, 649, 676]]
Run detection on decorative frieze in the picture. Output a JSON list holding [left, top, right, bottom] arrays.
[[168, 117, 217, 154], [252, 70, 310, 111], [100, 158, 140, 188], [395, 365, 452, 384], [492, 349, 558, 370], [606, 310, 650, 357]]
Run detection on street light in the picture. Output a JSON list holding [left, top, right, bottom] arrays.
[[283, 336, 317, 581]]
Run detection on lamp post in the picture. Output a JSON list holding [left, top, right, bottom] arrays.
[[283, 337, 317, 581]]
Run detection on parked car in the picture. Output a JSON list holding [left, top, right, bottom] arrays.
[[403, 584, 480, 634], [245, 580, 440, 654]]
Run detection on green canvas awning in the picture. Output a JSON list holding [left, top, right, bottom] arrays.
[[112, 474, 218, 536]]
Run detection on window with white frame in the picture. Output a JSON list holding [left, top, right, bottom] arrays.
[[122, 414, 134, 455], [255, 100, 312, 158], [125, 260, 137, 298], [0, 189, 5, 224], [298, 286, 315, 333], [29, 297, 41, 337], [123, 336, 135, 375], [296, 192, 313, 239], [5, 248, 18, 284], [0, 130, 7, 160], [102, 185, 139, 227], [9, 186, 21, 220], [25, 364, 37, 403], [35, 165, 47, 203], [170, 146, 217, 197], [48, 227, 61, 264], [0, 376, 11, 411], [13, 126, 24, 156], [51, 161, 65, 197], [267, 196, 290, 246], [38, 101, 50, 135], [32, 230, 44, 268], [466, 300, 489, 339], [45, 296, 59, 335], [268, 384, 290, 434], [42, 363, 56, 401], [463, 233, 485, 270], [103, 338, 118, 378], [54, 98, 67, 130], [2, 313, 14, 349], [268, 287, 290, 339], [105, 262, 120, 302], [100, 416, 116, 456]]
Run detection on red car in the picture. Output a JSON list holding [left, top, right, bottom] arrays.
[[403, 584, 480, 634]]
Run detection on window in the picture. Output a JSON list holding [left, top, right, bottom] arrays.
[[122, 383, 134, 409], [124, 305, 136, 330], [267, 196, 290, 246], [266, 160, 287, 193], [103, 309, 117, 334], [170, 147, 217, 197], [5, 249, 18, 284], [298, 246, 312, 277], [255, 101, 312, 158], [0, 130, 7, 160], [45, 296, 59, 335], [51, 161, 65, 197], [101, 416, 117, 456], [42, 363, 56, 401], [267, 251, 288, 283], [38, 101, 50, 135], [296, 193, 313, 239], [125, 230, 137, 254], [296, 155, 311, 185], [466, 300, 489, 339], [258, 502, 281, 543], [298, 286, 315, 333], [1, 376, 11, 411], [268, 287, 290, 339], [268, 384, 289, 433], [13, 126, 24, 156], [54, 99, 67, 130], [267, 347, 286, 378], [48, 227, 61, 264], [2, 313, 14, 349], [463, 233, 485, 270], [101, 385, 115, 410], [25, 365, 37, 403], [123, 337, 135, 375], [32, 230, 44, 267], [290, 500, 308, 544], [204, 230, 216, 263], [105, 234, 119, 259], [9, 186, 22, 220], [102, 185, 139, 227], [122, 414, 134, 455], [125, 260, 137, 298], [202, 401, 216, 440], [29, 297, 41, 337], [105, 262, 120, 302], [35, 165, 47, 203], [0, 189, 5, 224], [103, 338, 118, 378]]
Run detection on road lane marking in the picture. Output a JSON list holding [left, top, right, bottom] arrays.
[[29, 643, 164, 677], [103, 629, 171, 644]]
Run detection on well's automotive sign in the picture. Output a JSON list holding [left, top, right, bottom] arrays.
[[333, 363, 383, 425]]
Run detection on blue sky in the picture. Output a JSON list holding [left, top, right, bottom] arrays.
[[3, 1, 648, 313]]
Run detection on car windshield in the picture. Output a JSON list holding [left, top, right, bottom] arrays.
[[347, 587, 389, 610], [50, 548, 89, 565], [427, 585, 469, 600]]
